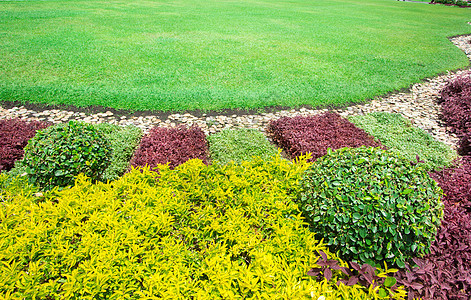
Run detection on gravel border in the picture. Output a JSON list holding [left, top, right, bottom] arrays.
[[1, 34, 471, 150]]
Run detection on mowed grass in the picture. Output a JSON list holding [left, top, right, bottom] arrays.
[[0, 0, 470, 112]]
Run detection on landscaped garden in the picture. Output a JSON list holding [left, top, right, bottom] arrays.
[[1, 0, 471, 299]]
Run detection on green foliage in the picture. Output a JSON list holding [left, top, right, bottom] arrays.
[[19, 121, 111, 190], [299, 147, 443, 268], [207, 128, 279, 165], [0, 171, 38, 198], [349, 112, 456, 171], [0, 156, 407, 299], [93, 123, 142, 182]]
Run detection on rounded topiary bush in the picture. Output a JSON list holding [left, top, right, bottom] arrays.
[[21, 121, 111, 190], [298, 146, 443, 268]]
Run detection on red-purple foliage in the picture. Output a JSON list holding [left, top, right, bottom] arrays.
[[267, 112, 381, 161], [458, 130, 471, 156], [394, 202, 471, 300], [431, 156, 471, 209], [131, 126, 208, 170], [393, 158, 471, 299], [0, 118, 50, 173], [440, 74, 471, 155]]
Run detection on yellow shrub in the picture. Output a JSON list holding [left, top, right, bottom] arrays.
[[0, 155, 406, 299]]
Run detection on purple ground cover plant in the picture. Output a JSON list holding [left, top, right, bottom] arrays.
[[0, 118, 50, 173], [431, 156, 471, 209], [439, 74, 471, 155], [458, 130, 470, 156], [392, 157, 471, 299], [394, 202, 471, 300], [267, 112, 381, 161], [131, 125, 208, 170]]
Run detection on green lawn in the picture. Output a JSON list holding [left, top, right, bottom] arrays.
[[0, 0, 470, 112]]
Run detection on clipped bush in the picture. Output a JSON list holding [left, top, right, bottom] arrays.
[[19, 121, 111, 190], [298, 146, 443, 268], [0, 156, 406, 299], [0, 118, 50, 173], [349, 112, 456, 171], [268, 112, 381, 161], [93, 123, 142, 181], [131, 125, 208, 170], [207, 128, 278, 165]]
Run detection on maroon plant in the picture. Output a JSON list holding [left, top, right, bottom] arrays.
[[394, 202, 471, 300], [393, 159, 471, 299], [431, 156, 471, 209], [0, 118, 50, 173], [340, 261, 399, 295], [131, 125, 208, 170], [440, 74, 471, 104], [307, 251, 399, 297], [267, 112, 381, 161], [307, 250, 350, 282], [458, 130, 471, 156], [439, 74, 471, 155]]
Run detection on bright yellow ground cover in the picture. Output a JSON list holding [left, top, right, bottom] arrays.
[[0, 155, 406, 299]]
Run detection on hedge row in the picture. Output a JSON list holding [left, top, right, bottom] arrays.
[[4, 110, 456, 188], [0, 156, 407, 299]]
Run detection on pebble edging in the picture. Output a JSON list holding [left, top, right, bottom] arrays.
[[1, 35, 471, 150]]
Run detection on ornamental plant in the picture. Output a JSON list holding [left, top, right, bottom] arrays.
[[131, 125, 208, 170], [439, 74, 471, 155], [93, 123, 142, 181], [267, 112, 381, 161], [19, 121, 111, 190], [394, 202, 471, 300], [207, 128, 278, 165], [393, 157, 471, 299], [298, 146, 443, 268], [307, 252, 402, 299], [458, 130, 471, 156], [0, 118, 50, 173], [0, 156, 406, 299], [440, 74, 471, 133], [349, 112, 456, 171], [431, 156, 471, 209]]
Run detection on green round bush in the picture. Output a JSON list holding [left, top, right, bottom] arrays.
[[21, 121, 111, 190], [298, 146, 443, 267]]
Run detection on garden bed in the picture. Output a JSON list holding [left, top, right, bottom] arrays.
[[1, 75, 471, 298]]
